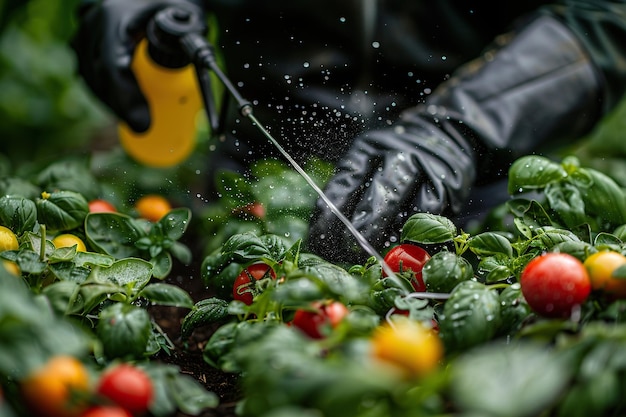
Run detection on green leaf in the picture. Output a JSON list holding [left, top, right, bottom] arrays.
[[48, 261, 91, 283], [259, 234, 290, 261], [36, 159, 101, 201], [169, 370, 220, 414], [14, 248, 48, 274], [85, 212, 144, 259], [507, 198, 555, 238], [300, 259, 366, 303], [72, 251, 115, 268], [181, 298, 230, 339], [36, 190, 89, 232], [577, 168, 626, 227], [97, 303, 152, 359], [158, 207, 192, 241], [593, 232, 623, 249], [508, 155, 567, 194], [139, 283, 193, 308], [0, 195, 37, 234], [422, 251, 473, 293], [369, 275, 414, 315], [222, 232, 273, 263], [271, 277, 324, 304], [613, 224, 626, 241], [89, 258, 153, 291], [79, 282, 124, 314], [545, 182, 588, 228], [400, 213, 457, 244], [477, 254, 514, 283], [151, 251, 173, 279], [533, 227, 582, 249], [451, 342, 570, 417], [169, 241, 192, 265], [0, 177, 40, 200], [439, 280, 501, 352], [468, 232, 513, 257], [497, 283, 531, 337], [42, 281, 81, 315]]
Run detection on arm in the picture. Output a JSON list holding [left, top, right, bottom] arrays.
[[308, 8, 616, 263]]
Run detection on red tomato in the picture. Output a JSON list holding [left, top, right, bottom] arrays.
[[88, 199, 117, 213], [96, 364, 153, 414], [233, 201, 266, 219], [383, 244, 431, 292], [292, 301, 349, 339], [232, 263, 276, 305], [80, 406, 133, 417], [520, 252, 591, 318]]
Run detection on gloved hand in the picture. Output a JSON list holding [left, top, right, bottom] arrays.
[[307, 15, 602, 264], [72, 0, 205, 132]]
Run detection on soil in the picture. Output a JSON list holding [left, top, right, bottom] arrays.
[[148, 233, 242, 417]]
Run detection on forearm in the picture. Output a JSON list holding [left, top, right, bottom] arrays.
[[411, 14, 602, 182]]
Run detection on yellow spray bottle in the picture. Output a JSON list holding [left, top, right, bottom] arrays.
[[118, 7, 206, 168]]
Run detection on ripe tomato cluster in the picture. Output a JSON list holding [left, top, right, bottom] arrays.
[[20, 357, 153, 417], [520, 250, 626, 319]]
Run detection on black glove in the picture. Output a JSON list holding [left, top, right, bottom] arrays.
[[72, 0, 204, 132], [307, 15, 602, 264]]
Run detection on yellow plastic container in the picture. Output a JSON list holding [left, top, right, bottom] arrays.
[[118, 39, 203, 167]]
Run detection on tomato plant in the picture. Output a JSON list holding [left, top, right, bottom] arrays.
[[96, 364, 153, 414], [584, 250, 626, 298], [21, 355, 90, 417], [88, 199, 117, 214], [232, 263, 276, 305], [383, 244, 431, 292], [520, 252, 591, 318], [291, 301, 349, 339]]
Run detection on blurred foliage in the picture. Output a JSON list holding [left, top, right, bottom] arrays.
[[573, 98, 626, 187], [0, 0, 110, 170]]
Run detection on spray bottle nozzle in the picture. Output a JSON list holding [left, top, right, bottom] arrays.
[[146, 5, 207, 69]]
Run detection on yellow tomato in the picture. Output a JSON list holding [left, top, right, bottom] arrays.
[[371, 319, 443, 379], [52, 234, 87, 252], [584, 250, 626, 298], [2, 259, 20, 276], [0, 225, 18, 252], [21, 356, 90, 417], [135, 194, 172, 222]]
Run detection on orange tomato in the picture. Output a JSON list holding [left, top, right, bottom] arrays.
[[21, 356, 90, 417], [584, 250, 626, 298], [134, 195, 172, 222]]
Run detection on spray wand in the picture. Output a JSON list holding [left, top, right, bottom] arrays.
[[145, 6, 449, 300]]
